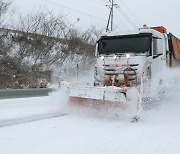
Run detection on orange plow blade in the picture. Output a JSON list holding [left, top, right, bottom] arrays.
[[60, 81, 142, 121], [68, 96, 125, 110]]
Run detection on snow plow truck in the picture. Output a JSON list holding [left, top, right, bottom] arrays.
[[61, 26, 180, 121]]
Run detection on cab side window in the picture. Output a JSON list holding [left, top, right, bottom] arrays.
[[153, 38, 158, 56]]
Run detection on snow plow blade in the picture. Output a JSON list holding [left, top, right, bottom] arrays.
[[60, 81, 142, 121], [60, 81, 126, 108], [69, 97, 125, 110]]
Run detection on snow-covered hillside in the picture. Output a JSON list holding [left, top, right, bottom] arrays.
[[0, 68, 180, 154]]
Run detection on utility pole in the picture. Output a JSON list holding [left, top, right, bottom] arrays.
[[106, 0, 118, 32], [111, 0, 113, 31]]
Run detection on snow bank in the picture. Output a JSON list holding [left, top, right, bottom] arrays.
[[0, 90, 68, 122]]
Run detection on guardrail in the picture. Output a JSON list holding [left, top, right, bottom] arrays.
[[0, 88, 54, 99]]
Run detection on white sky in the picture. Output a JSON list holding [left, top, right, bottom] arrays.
[[10, 0, 180, 37]]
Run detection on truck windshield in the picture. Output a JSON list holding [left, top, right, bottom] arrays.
[[98, 34, 151, 55]]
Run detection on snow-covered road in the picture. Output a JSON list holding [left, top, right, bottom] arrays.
[[0, 68, 180, 154], [1, 103, 180, 154]]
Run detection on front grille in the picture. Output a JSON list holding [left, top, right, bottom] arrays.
[[103, 63, 139, 87], [123, 67, 137, 86]]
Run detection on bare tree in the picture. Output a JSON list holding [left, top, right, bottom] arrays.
[[0, 0, 14, 27], [15, 9, 69, 67], [0, 5, 103, 88]]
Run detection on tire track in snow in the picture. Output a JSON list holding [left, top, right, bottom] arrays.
[[0, 113, 68, 128]]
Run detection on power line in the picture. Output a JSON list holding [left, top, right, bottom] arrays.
[[105, 0, 138, 31], [114, 11, 130, 29], [58, 0, 105, 11], [106, 0, 118, 31], [116, 7, 138, 29], [88, 0, 107, 6], [44, 0, 107, 22], [116, 0, 142, 26], [44, 0, 138, 31]]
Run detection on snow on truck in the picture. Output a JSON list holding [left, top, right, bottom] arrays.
[[61, 26, 180, 121], [94, 26, 180, 87]]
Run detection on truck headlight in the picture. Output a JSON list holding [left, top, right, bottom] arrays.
[[100, 55, 105, 60], [113, 55, 117, 60], [126, 54, 130, 59]]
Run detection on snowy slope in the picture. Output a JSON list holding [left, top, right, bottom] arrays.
[[0, 68, 180, 154]]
